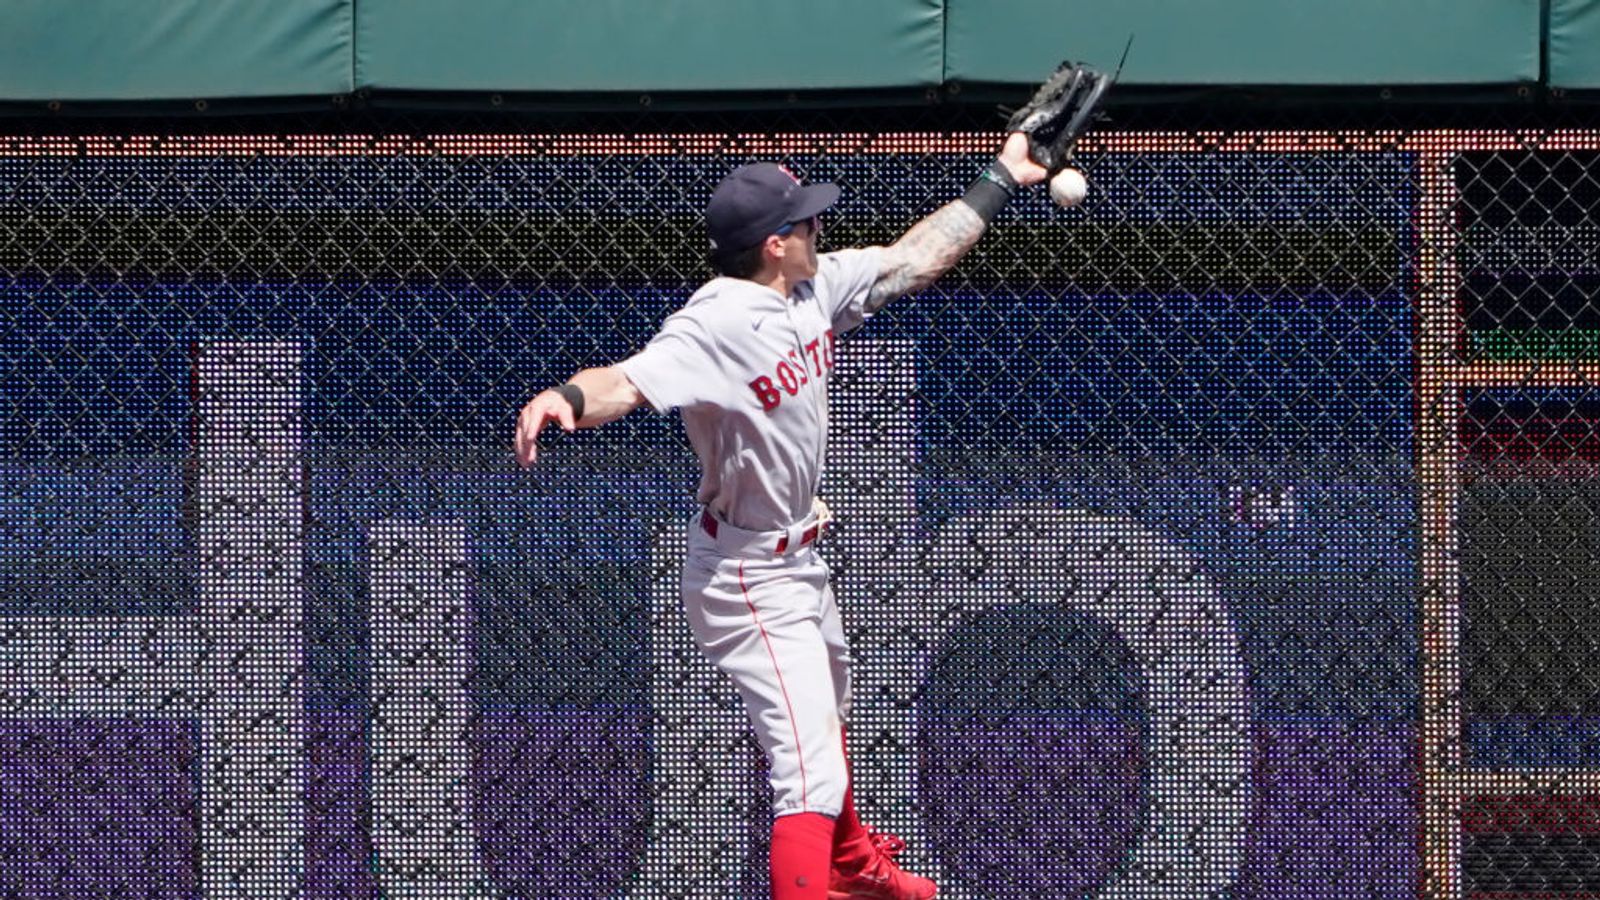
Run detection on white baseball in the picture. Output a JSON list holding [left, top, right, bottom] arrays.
[[1049, 168, 1088, 208]]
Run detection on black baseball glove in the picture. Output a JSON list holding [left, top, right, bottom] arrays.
[[1006, 61, 1113, 174]]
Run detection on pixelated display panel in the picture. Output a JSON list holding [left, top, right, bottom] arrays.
[[1458, 150, 1600, 362], [1467, 795, 1600, 894], [1463, 391, 1600, 728], [1455, 142, 1600, 900], [2, 127, 1585, 897]]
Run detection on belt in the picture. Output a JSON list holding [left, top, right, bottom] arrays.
[[698, 509, 824, 556]]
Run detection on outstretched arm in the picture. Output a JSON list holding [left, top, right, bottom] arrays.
[[865, 133, 1051, 314], [515, 365, 644, 467]]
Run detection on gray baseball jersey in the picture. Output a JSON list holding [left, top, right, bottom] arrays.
[[618, 247, 882, 532]]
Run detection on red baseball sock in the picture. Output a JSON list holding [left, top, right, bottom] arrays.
[[771, 812, 834, 899], [832, 731, 874, 872]]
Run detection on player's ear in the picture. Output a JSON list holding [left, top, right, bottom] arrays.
[[763, 233, 786, 262]]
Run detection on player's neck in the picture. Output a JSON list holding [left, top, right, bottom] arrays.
[[748, 268, 794, 299]]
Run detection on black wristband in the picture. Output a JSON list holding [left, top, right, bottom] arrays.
[[554, 383, 586, 421], [962, 161, 1016, 224]]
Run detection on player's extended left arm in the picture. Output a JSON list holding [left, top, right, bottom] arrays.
[[864, 133, 1049, 313], [515, 365, 644, 468]]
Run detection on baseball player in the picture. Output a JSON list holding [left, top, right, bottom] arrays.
[[516, 133, 1063, 899]]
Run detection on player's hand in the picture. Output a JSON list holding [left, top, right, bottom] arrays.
[[812, 496, 834, 529], [515, 389, 577, 468], [997, 132, 1050, 188]]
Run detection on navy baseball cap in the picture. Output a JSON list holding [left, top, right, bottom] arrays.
[[706, 163, 840, 254]]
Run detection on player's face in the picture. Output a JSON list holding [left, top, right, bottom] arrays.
[[779, 216, 820, 280]]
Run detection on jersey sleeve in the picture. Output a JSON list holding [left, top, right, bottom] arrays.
[[813, 247, 883, 334], [616, 311, 722, 414]]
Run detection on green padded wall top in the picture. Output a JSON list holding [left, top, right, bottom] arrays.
[[946, 0, 1540, 86], [355, 0, 944, 92], [0, 0, 352, 101], [1549, 0, 1600, 89]]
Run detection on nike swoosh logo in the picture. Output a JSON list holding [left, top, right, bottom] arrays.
[[752, 318, 765, 331]]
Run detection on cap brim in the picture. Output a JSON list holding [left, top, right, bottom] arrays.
[[791, 182, 840, 220]]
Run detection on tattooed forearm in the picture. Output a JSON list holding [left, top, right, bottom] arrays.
[[864, 200, 988, 312]]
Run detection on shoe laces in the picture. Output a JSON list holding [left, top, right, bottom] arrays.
[[867, 830, 906, 859]]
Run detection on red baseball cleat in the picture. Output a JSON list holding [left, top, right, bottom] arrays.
[[828, 831, 938, 900]]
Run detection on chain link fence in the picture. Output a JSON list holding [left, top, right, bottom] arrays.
[[2, 105, 1598, 898]]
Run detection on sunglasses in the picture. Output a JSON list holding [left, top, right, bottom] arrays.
[[774, 215, 821, 237]]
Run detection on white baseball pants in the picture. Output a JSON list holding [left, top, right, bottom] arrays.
[[681, 510, 852, 817]]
